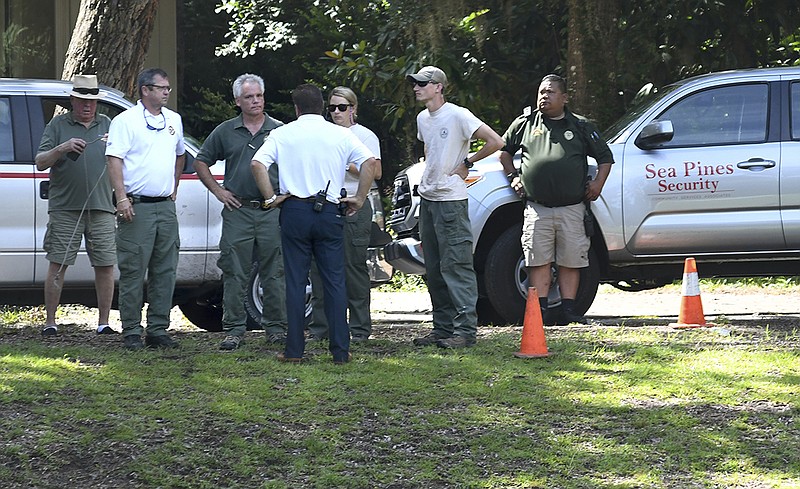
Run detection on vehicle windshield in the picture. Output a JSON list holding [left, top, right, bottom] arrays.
[[604, 84, 680, 143]]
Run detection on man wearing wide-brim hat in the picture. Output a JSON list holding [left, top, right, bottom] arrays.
[[35, 74, 117, 337]]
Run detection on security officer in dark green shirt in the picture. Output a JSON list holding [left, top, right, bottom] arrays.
[[500, 74, 613, 325], [195, 74, 287, 350]]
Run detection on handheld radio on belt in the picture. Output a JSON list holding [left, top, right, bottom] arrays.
[[313, 181, 330, 213]]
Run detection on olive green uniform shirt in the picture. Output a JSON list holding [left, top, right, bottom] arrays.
[[502, 108, 613, 206], [196, 113, 283, 199], [38, 111, 113, 212]]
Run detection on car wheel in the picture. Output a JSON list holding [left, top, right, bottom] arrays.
[[484, 226, 527, 324], [476, 297, 506, 326], [483, 225, 600, 324], [245, 260, 312, 329], [178, 298, 223, 332]]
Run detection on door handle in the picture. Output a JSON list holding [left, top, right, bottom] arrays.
[[737, 158, 776, 170], [39, 180, 49, 199]]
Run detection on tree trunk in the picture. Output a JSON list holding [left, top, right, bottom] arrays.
[[61, 0, 160, 99], [566, 0, 621, 130]]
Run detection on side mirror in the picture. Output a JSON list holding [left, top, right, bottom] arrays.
[[635, 120, 674, 149], [182, 149, 196, 174]]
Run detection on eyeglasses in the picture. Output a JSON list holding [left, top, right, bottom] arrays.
[[327, 104, 352, 113], [73, 87, 100, 95], [146, 84, 172, 93], [143, 106, 166, 131], [410, 80, 432, 88]]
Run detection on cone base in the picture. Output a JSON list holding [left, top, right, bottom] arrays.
[[670, 322, 716, 329], [513, 351, 551, 359]]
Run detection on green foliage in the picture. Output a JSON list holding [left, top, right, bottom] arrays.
[[376, 271, 427, 292], [179, 88, 237, 142], [0, 306, 43, 326], [185, 0, 800, 183]]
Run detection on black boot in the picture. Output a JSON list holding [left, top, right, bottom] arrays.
[[560, 299, 586, 324]]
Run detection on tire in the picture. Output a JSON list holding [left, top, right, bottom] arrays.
[[245, 260, 312, 330], [483, 225, 600, 324], [476, 297, 505, 326], [179, 298, 223, 332]]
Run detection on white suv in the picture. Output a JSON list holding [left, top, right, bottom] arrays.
[[0, 79, 391, 329], [386, 67, 800, 324]]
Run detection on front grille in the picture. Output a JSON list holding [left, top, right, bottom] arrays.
[[389, 174, 412, 227]]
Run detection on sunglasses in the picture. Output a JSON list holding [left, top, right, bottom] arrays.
[[143, 106, 166, 131], [327, 104, 352, 113], [73, 87, 100, 95], [410, 80, 432, 88]]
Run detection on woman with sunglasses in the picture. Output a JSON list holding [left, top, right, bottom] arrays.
[[307, 86, 383, 344]]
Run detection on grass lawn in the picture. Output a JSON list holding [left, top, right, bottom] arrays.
[[1, 308, 799, 488]]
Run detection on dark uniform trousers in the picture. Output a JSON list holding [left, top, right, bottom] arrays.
[[279, 198, 349, 362], [309, 198, 373, 338]]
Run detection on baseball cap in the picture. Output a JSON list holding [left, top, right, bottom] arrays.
[[406, 66, 447, 87]]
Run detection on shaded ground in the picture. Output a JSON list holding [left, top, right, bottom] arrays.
[[1, 288, 798, 488], [2, 288, 799, 348]]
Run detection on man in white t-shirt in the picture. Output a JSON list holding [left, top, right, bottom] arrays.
[[406, 66, 503, 348]]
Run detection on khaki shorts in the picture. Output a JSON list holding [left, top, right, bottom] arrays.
[[521, 202, 589, 268], [44, 210, 117, 266]]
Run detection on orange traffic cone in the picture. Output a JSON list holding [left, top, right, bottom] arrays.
[[670, 257, 715, 329], [514, 287, 551, 358]]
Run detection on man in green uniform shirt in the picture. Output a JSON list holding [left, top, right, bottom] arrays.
[[500, 74, 614, 325], [194, 73, 288, 350], [35, 74, 116, 336]]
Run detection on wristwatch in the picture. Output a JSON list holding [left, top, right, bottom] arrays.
[[262, 194, 277, 209], [463, 157, 474, 169]]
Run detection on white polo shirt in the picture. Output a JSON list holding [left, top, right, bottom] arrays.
[[106, 100, 185, 197], [253, 114, 373, 202]]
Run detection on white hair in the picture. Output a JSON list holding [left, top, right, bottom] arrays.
[[232, 74, 265, 99]]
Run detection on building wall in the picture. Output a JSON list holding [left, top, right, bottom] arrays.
[[2, 0, 177, 105]]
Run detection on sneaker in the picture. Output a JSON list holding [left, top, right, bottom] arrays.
[[413, 332, 451, 346], [41, 325, 58, 336], [145, 334, 179, 349], [219, 335, 243, 351], [350, 335, 369, 344], [306, 333, 327, 342], [97, 325, 117, 335], [436, 335, 476, 349], [123, 335, 144, 351], [266, 333, 287, 344]]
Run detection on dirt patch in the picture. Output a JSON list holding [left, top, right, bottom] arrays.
[[3, 289, 800, 347]]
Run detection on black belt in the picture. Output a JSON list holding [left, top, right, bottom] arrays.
[[289, 196, 317, 202], [525, 197, 582, 208], [242, 199, 266, 209], [128, 193, 170, 203]]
